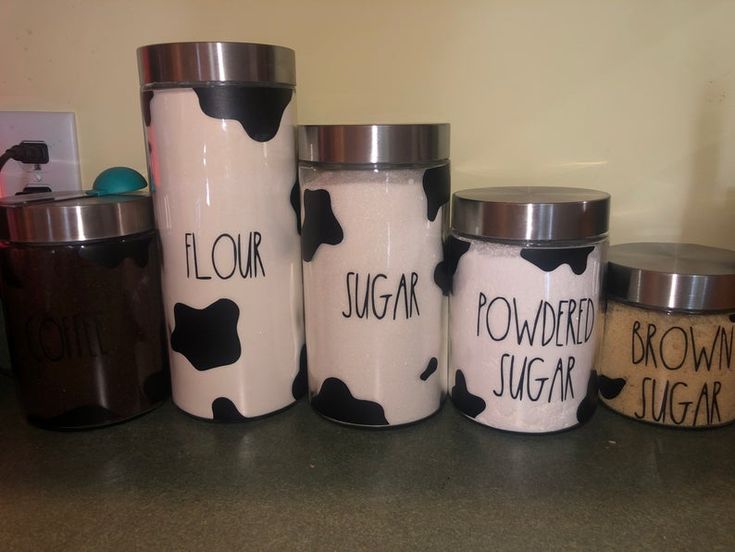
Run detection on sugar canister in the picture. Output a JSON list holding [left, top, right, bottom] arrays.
[[600, 243, 735, 428], [299, 124, 450, 426], [449, 187, 610, 433]]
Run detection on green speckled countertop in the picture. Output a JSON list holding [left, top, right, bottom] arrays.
[[1, 375, 733, 551]]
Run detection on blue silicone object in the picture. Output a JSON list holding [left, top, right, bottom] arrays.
[[88, 167, 147, 196]]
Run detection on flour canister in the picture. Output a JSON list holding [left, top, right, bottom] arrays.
[[448, 187, 610, 433], [600, 243, 735, 428], [138, 42, 304, 420], [298, 124, 450, 427]]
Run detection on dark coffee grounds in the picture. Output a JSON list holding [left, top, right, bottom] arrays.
[[0, 231, 169, 429]]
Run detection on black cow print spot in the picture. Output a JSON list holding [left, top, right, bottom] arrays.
[[0, 255, 22, 289], [576, 370, 599, 424], [290, 178, 301, 235], [434, 236, 471, 295], [301, 189, 344, 262], [311, 377, 388, 425], [212, 397, 249, 421], [520, 246, 594, 276], [292, 344, 307, 399], [143, 369, 170, 403], [170, 299, 241, 371], [156, 233, 164, 269], [193, 86, 293, 142], [141, 91, 153, 127], [31, 404, 119, 428], [422, 164, 450, 222], [420, 357, 438, 381], [451, 370, 486, 418], [78, 237, 151, 269], [598, 374, 626, 400], [729, 313, 735, 323]]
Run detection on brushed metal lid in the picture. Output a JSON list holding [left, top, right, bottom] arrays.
[[0, 193, 155, 244], [138, 42, 296, 87], [451, 186, 610, 242], [607, 242, 735, 312], [298, 124, 450, 165]]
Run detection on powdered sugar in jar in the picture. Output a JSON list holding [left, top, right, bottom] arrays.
[[448, 187, 610, 433]]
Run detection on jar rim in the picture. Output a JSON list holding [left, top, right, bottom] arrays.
[[451, 186, 610, 242]]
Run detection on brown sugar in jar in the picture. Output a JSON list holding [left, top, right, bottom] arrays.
[[600, 243, 735, 428]]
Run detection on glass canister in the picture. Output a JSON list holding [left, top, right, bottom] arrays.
[[0, 193, 168, 429], [448, 187, 610, 433], [600, 243, 735, 428], [298, 124, 450, 427], [138, 42, 304, 421]]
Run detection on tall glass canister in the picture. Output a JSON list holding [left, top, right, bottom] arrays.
[[138, 42, 304, 421], [448, 187, 610, 433], [298, 124, 450, 427]]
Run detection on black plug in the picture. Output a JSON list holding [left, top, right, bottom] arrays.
[[9, 141, 49, 164], [0, 141, 50, 172]]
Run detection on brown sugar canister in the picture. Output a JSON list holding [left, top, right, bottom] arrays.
[[0, 192, 169, 429], [600, 243, 735, 428]]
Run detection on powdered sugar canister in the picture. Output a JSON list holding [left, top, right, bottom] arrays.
[[448, 187, 610, 433]]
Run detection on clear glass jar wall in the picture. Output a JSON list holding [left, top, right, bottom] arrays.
[[298, 124, 450, 427], [448, 187, 610, 433]]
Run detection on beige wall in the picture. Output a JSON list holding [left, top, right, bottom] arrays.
[[2, 0, 734, 247]]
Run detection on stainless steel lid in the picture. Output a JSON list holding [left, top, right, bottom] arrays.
[[607, 242, 735, 312], [298, 124, 450, 165], [451, 186, 610, 241], [0, 193, 155, 244], [138, 42, 296, 87]]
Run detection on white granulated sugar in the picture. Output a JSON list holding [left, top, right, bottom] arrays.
[[450, 238, 604, 432], [302, 167, 446, 426]]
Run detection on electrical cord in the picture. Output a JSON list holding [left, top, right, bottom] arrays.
[[0, 141, 49, 173]]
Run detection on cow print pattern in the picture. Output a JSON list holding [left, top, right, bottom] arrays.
[[576, 370, 599, 424], [420, 357, 438, 381], [193, 86, 293, 143], [292, 344, 308, 400], [301, 189, 344, 262], [434, 236, 471, 295], [311, 377, 388, 425], [30, 404, 120, 428], [598, 374, 626, 400], [141, 91, 154, 127], [212, 397, 249, 421], [290, 178, 301, 235], [78, 237, 151, 269], [170, 298, 241, 371], [451, 370, 486, 418], [143, 369, 170, 403], [520, 246, 594, 276], [156, 233, 165, 269], [729, 313, 735, 323], [422, 164, 450, 222], [0, 254, 22, 289]]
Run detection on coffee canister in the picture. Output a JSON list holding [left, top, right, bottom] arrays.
[[449, 187, 610, 433], [0, 193, 168, 429], [600, 243, 735, 428], [138, 42, 304, 420], [299, 124, 450, 426]]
